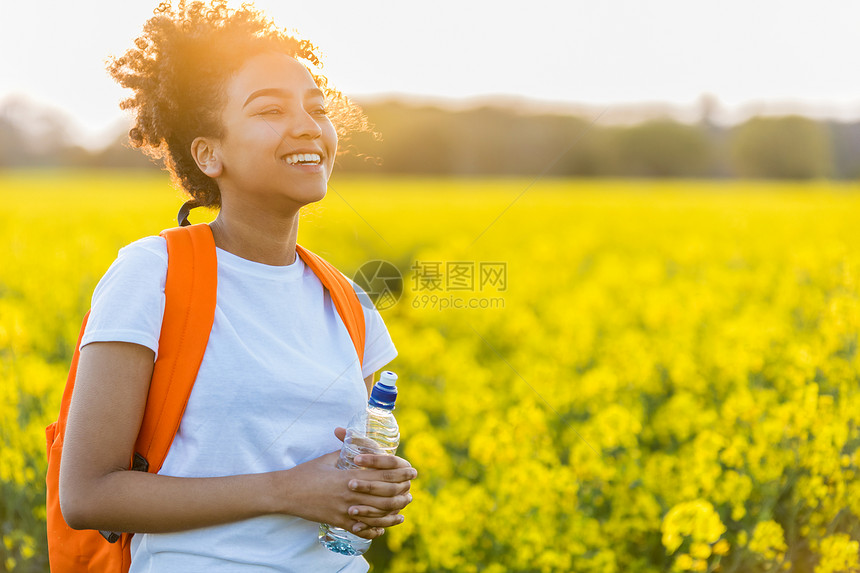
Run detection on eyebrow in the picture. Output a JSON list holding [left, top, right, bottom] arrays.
[[242, 87, 325, 109]]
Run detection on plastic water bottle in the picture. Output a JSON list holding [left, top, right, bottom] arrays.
[[319, 370, 400, 556]]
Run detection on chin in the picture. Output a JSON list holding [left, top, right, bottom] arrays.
[[304, 185, 328, 204], [286, 184, 327, 208]]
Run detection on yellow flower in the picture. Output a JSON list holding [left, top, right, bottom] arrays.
[[662, 500, 726, 553], [676, 554, 694, 571], [748, 520, 787, 562], [6, 175, 860, 572], [691, 541, 712, 560], [815, 534, 860, 573], [713, 539, 730, 556]]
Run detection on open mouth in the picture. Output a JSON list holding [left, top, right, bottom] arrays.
[[283, 153, 322, 165]]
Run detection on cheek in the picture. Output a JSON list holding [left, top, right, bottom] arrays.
[[247, 123, 284, 145], [322, 120, 338, 153], [227, 117, 280, 142]]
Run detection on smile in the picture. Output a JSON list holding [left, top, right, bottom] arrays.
[[283, 153, 322, 165]]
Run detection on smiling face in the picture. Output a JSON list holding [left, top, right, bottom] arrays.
[[208, 51, 338, 214]]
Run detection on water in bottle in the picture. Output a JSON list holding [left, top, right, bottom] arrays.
[[319, 371, 400, 556]]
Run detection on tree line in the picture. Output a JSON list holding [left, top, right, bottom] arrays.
[[2, 97, 857, 179]]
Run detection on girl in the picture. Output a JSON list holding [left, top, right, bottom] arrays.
[[58, 1, 415, 571]]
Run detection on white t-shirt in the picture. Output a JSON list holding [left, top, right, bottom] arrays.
[[81, 235, 398, 573]]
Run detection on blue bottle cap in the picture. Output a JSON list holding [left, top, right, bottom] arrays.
[[369, 371, 398, 409]]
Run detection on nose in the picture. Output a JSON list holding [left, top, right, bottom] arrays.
[[288, 106, 322, 139]]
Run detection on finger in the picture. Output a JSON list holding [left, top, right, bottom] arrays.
[[348, 505, 400, 519], [350, 467, 417, 486], [353, 513, 405, 528], [333, 427, 346, 442], [354, 455, 416, 475], [350, 522, 386, 540], [350, 490, 414, 512], [349, 477, 412, 498]]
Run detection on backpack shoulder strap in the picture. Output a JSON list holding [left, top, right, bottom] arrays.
[[46, 224, 217, 569], [133, 223, 217, 473], [295, 244, 366, 369]]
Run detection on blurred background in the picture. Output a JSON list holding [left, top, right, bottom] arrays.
[[3, 2, 860, 573], [2, 0, 859, 179]]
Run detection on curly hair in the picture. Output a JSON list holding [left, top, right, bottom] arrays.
[[107, 0, 371, 209]]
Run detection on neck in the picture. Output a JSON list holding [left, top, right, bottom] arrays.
[[209, 200, 301, 266]]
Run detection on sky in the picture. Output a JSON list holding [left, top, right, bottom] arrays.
[[2, 0, 859, 148]]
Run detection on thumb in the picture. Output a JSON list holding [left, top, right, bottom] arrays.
[[334, 427, 347, 442]]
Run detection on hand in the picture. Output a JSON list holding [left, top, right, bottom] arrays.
[[272, 429, 416, 540], [333, 427, 418, 536]]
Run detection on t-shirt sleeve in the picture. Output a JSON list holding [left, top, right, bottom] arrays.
[[80, 236, 168, 359], [349, 280, 398, 380]]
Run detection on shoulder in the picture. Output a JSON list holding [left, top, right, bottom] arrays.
[[116, 235, 168, 265], [342, 276, 399, 376], [96, 235, 168, 286], [343, 275, 374, 309], [91, 236, 169, 293], [83, 235, 169, 354]]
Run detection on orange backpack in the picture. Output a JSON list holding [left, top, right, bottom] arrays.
[[45, 223, 366, 572]]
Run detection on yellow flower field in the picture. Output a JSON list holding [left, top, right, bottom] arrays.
[[1, 171, 859, 572]]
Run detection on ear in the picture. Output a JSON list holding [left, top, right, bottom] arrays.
[[190, 137, 222, 178]]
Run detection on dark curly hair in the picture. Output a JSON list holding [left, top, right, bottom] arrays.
[[107, 0, 371, 210]]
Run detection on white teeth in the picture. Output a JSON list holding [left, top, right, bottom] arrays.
[[284, 153, 321, 165]]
